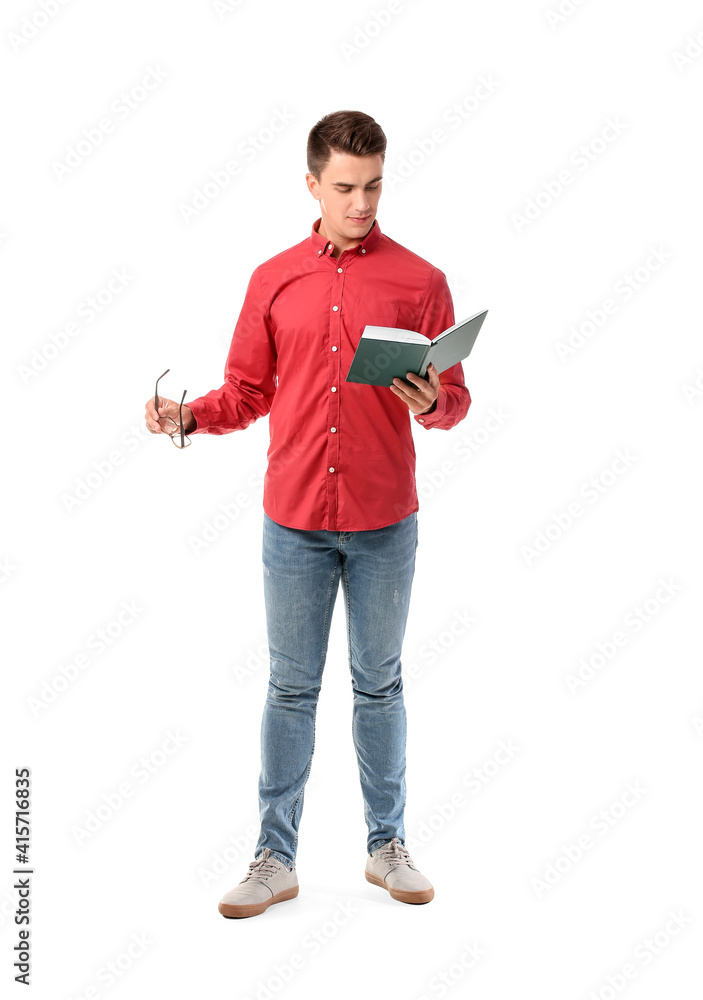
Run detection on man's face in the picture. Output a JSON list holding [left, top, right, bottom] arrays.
[[306, 151, 384, 243]]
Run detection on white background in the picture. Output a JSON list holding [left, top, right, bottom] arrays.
[[2, 0, 702, 997]]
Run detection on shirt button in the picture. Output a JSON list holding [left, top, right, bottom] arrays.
[[330, 426, 337, 432], [419, 418, 425, 423], [332, 305, 339, 311], [329, 467, 335, 473], [331, 345, 337, 351], [331, 386, 337, 392], [361, 248, 366, 254], [337, 267, 343, 273], [318, 249, 322, 255]]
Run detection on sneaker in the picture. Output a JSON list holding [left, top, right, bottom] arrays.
[[218, 847, 299, 918], [365, 837, 434, 904]]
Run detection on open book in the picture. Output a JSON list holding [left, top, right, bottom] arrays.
[[345, 309, 488, 387]]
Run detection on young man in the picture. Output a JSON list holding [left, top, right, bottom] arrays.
[[144, 110, 471, 918]]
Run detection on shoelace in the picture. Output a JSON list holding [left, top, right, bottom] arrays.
[[242, 851, 282, 883], [376, 837, 417, 871]]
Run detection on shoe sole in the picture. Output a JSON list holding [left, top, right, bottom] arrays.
[[219, 884, 299, 919], [365, 871, 434, 904]]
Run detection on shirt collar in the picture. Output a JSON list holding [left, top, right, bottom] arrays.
[[311, 216, 382, 259]]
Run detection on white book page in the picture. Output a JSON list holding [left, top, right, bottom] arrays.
[[361, 325, 425, 344]]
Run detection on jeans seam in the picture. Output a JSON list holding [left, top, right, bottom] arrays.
[[342, 561, 358, 791], [342, 559, 353, 678], [288, 720, 316, 851], [287, 549, 339, 852], [319, 548, 339, 678]]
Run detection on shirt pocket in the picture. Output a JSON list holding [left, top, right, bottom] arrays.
[[357, 303, 401, 332], [342, 303, 401, 364]]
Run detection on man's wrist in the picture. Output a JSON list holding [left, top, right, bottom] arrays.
[[183, 404, 197, 434]]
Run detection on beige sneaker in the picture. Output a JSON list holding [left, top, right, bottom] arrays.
[[365, 837, 434, 904], [218, 848, 299, 919]]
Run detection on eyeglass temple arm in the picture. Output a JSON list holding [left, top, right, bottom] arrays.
[[178, 389, 187, 446], [155, 369, 170, 411]]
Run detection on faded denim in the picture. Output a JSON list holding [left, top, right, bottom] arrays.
[[255, 510, 418, 867]]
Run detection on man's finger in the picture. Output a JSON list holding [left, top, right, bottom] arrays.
[[405, 372, 432, 401], [145, 401, 163, 433], [397, 373, 422, 393]]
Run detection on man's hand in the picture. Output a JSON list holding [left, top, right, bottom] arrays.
[[144, 395, 196, 434], [389, 362, 440, 415]]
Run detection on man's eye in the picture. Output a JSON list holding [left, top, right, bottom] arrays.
[[339, 185, 379, 192]]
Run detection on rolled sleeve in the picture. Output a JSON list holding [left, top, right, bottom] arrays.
[[412, 268, 471, 431]]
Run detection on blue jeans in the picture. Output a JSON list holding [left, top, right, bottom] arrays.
[[255, 510, 418, 868]]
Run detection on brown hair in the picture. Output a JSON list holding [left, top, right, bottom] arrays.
[[307, 110, 387, 182]]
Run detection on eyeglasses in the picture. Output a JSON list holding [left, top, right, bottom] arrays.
[[155, 369, 191, 449]]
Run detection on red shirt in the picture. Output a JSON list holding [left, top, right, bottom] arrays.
[[187, 216, 471, 531]]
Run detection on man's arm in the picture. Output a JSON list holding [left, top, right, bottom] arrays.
[[188, 266, 277, 435], [412, 267, 471, 431]]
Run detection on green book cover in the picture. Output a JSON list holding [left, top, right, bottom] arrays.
[[345, 309, 488, 387]]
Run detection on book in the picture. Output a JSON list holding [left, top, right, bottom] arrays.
[[345, 308, 488, 387]]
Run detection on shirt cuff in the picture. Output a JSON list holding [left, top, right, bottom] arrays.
[[186, 398, 208, 434], [413, 388, 447, 428]]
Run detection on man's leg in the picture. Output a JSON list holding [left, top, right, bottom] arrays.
[[340, 511, 418, 856], [255, 512, 342, 868]]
